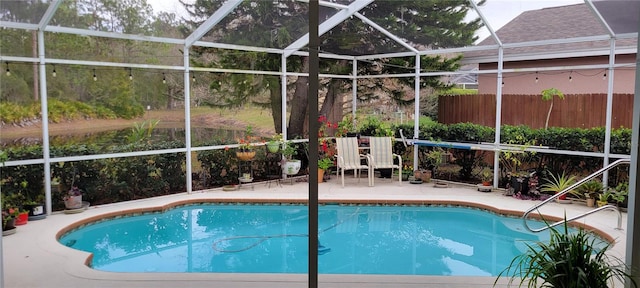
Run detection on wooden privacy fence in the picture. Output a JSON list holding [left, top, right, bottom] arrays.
[[438, 93, 634, 129]]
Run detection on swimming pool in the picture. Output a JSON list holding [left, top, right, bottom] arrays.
[[59, 203, 559, 276]]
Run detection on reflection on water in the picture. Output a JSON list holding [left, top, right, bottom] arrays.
[[58, 204, 575, 276], [1, 127, 243, 148]]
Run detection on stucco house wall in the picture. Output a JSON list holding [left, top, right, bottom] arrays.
[[477, 54, 636, 95]]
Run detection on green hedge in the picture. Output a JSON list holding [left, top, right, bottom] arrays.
[[0, 123, 631, 210], [392, 123, 631, 182], [1, 141, 186, 211]]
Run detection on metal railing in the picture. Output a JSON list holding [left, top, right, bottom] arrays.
[[523, 158, 629, 233]]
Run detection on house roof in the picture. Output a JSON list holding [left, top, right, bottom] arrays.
[[466, 1, 639, 63]]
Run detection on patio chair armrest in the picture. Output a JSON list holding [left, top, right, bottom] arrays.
[[394, 154, 402, 165]]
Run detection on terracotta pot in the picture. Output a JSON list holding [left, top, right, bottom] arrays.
[[419, 170, 432, 182], [586, 198, 595, 207], [236, 151, 256, 161], [318, 169, 325, 183]]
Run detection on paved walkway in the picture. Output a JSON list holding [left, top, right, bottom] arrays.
[[1, 176, 628, 288]]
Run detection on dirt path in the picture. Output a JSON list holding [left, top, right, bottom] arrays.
[[0, 110, 256, 140]]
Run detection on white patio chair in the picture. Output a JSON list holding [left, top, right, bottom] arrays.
[[335, 137, 371, 187], [368, 136, 402, 186]]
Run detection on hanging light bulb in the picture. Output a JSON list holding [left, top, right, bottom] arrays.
[[569, 71, 573, 82], [192, 74, 196, 83], [128, 68, 133, 80], [603, 72, 607, 80], [5, 62, 10, 76], [535, 72, 539, 84], [52, 65, 57, 77], [501, 81, 505, 87], [93, 69, 97, 81], [162, 72, 166, 84]]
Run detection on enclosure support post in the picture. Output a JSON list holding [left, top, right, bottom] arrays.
[[602, 39, 616, 185], [183, 47, 192, 193], [352, 58, 357, 126], [308, 2, 319, 288], [413, 55, 420, 168], [625, 18, 640, 287], [493, 47, 504, 187], [37, 29, 53, 216]]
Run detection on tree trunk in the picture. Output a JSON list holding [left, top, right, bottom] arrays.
[[319, 79, 344, 136], [268, 76, 282, 133], [287, 57, 309, 138]]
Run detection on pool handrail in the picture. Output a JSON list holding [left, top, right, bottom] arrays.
[[522, 158, 629, 233]]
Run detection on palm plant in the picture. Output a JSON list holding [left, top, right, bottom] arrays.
[[495, 219, 637, 288], [540, 172, 577, 200]]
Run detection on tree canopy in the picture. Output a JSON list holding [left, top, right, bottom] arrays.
[[181, 0, 484, 137]]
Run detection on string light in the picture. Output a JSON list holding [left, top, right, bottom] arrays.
[[192, 74, 196, 82], [162, 72, 166, 84], [603, 72, 607, 80], [535, 72, 538, 84], [501, 81, 504, 87], [52, 65, 56, 77], [92, 69, 97, 81], [5, 62, 10, 76], [128, 68, 133, 80], [569, 71, 573, 82]]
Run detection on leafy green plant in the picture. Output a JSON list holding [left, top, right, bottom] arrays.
[[575, 179, 603, 199], [540, 172, 577, 195], [480, 167, 492, 182], [318, 157, 333, 170], [358, 115, 393, 137], [281, 140, 297, 161], [611, 181, 629, 206], [126, 119, 160, 143], [599, 188, 615, 203], [495, 218, 636, 288]]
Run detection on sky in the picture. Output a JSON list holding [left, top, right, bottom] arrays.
[[147, 0, 585, 42]]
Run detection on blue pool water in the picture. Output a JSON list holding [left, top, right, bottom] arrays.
[[59, 204, 557, 276]]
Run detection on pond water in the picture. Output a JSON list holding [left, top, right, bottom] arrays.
[[0, 127, 242, 148]]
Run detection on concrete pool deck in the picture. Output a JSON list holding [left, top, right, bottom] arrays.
[[2, 176, 629, 288]]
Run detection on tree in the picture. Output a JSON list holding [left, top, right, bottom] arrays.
[[541, 87, 565, 129], [186, 1, 485, 137]]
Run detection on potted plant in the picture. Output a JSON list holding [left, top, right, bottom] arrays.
[[63, 186, 84, 210], [575, 179, 603, 207], [317, 156, 333, 183], [495, 218, 636, 288], [540, 172, 576, 203], [394, 165, 413, 181], [480, 167, 492, 186], [499, 138, 537, 195], [266, 133, 283, 153], [236, 126, 256, 161], [2, 208, 19, 235], [598, 188, 614, 208], [3, 191, 28, 225], [426, 147, 447, 186], [281, 140, 301, 175], [611, 181, 629, 209], [336, 114, 357, 138]]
